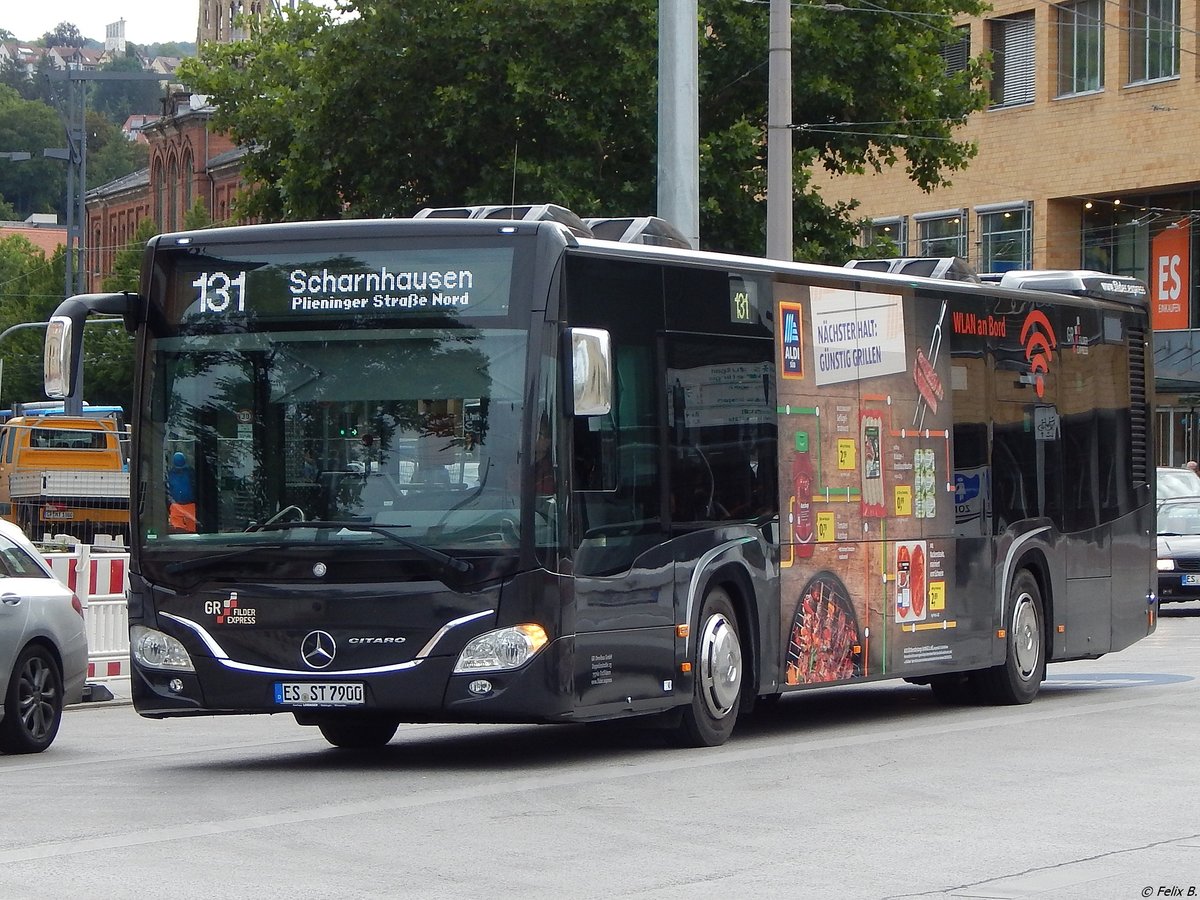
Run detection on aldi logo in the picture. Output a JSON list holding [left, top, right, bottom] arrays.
[[779, 302, 805, 380]]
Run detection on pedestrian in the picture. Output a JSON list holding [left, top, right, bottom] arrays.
[[1188, 460, 1198, 474]]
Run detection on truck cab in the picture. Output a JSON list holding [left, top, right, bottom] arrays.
[[0, 415, 130, 544]]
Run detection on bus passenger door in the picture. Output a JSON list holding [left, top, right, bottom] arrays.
[[565, 255, 676, 713]]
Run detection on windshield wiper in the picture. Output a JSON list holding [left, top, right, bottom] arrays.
[[164, 544, 287, 575], [254, 520, 472, 573]]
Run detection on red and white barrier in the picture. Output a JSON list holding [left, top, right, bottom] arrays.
[[41, 544, 130, 681]]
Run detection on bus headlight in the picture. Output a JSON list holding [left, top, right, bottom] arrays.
[[454, 624, 549, 673], [1158, 558, 1176, 572], [131, 625, 195, 672]]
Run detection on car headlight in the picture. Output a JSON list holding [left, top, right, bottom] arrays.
[[131, 625, 195, 672], [1157, 558, 1176, 572], [454, 624, 549, 673]]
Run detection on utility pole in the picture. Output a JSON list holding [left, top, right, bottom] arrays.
[[44, 69, 164, 413], [766, 0, 793, 260], [657, 0, 700, 249], [47, 68, 168, 301]]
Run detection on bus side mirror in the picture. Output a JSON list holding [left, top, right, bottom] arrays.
[[44, 316, 78, 399], [569, 328, 613, 416], [43, 292, 139, 399]]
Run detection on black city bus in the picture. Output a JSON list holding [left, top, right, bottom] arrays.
[[44, 210, 1156, 748]]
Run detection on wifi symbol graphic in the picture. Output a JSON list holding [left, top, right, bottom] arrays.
[[1019, 310, 1057, 398]]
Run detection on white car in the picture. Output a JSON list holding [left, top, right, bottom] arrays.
[[0, 518, 87, 753], [1158, 467, 1200, 504]]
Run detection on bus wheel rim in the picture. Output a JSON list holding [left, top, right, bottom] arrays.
[[1012, 592, 1040, 679], [699, 613, 741, 717]]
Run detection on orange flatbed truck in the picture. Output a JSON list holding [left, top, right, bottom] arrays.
[[0, 415, 130, 544]]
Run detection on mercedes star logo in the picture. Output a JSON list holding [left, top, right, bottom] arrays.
[[301, 630, 336, 669]]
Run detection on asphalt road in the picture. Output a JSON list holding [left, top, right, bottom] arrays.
[[2, 605, 1199, 900]]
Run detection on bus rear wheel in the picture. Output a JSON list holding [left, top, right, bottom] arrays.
[[317, 716, 399, 749], [978, 569, 1045, 705], [672, 587, 743, 748]]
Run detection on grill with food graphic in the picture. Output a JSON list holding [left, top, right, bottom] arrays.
[[785, 571, 862, 684]]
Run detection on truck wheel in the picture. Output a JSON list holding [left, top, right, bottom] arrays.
[[672, 586, 743, 747], [978, 569, 1045, 705], [0, 645, 64, 754], [317, 717, 399, 749]]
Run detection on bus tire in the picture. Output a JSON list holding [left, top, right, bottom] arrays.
[[978, 569, 1045, 705], [672, 586, 742, 747], [0, 644, 64, 754], [317, 717, 399, 749]]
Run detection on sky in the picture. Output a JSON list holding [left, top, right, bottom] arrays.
[[2, 2, 339, 47]]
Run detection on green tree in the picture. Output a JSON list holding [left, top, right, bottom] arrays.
[[86, 111, 150, 188], [180, 0, 988, 261], [0, 235, 65, 406], [101, 216, 158, 292], [42, 23, 84, 48], [75, 218, 159, 411], [91, 55, 166, 125], [0, 197, 16, 220], [182, 198, 212, 230], [0, 86, 67, 219]]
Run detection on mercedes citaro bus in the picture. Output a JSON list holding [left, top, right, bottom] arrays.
[[44, 207, 1156, 749]]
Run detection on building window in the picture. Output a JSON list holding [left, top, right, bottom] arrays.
[[1129, 0, 1179, 82], [1082, 201, 1146, 277], [977, 203, 1032, 273], [989, 12, 1036, 107], [861, 217, 908, 254], [916, 211, 968, 257], [940, 26, 970, 75], [1057, 0, 1104, 96]]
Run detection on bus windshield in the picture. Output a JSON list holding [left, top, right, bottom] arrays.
[[139, 325, 528, 559]]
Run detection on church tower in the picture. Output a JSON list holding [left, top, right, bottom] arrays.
[[197, 1, 278, 44]]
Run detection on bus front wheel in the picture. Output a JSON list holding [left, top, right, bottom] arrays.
[[673, 587, 743, 748], [979, 569, 1045, 705]]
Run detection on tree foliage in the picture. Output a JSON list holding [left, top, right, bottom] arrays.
[[86, 111, 151, 188], [42, 23, 84, 48], [0, 85, 67, 218], [179, 0, 988, 261], [91, 55, 166, 124], [0, 235, 64, 406]]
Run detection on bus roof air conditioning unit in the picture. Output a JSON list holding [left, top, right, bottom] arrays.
[[994, 270, 1149, 304], [845, 257, 981, 282], [414, 204, 593, 238], [582, 216, 691, 249]]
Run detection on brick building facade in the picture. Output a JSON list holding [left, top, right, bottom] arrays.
[[85, 94, 247, 293], [810, 0, 1200, 464]]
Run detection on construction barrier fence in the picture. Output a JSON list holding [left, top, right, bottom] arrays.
[[40, 544, 130, 681]]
